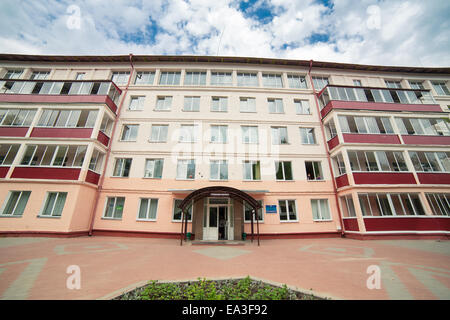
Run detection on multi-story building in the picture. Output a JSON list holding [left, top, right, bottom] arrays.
[[0, 54, 448, 241]]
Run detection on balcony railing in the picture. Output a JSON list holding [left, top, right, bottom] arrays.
[[0, 79, 122, 106]]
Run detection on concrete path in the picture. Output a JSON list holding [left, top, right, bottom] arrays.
[[0, 236, 449, 300]]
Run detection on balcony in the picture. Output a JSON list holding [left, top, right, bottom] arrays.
[[0, 79, 121, 114], [318, 85, 442, 118], [352, 172, 416, 185], [343, 133, 401, 145], [363, 216, 450, 232], [417, 172, 450, 185], [402, 135, 450, 146], [30, 127, 93, 139]]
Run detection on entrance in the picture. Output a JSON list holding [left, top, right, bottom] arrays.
[[203, 198, 234, 240]]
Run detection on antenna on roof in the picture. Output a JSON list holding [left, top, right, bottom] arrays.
[[216, 26, 226, 56]]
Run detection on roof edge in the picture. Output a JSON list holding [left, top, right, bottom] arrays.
[[0, 53, 449, 74]]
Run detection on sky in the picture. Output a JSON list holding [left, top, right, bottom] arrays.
[[0, 0, 449, 67]]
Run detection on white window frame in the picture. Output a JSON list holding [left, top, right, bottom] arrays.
[[311, 199, 332, 221], [287, 75, 307, 89], [150, 125, 168, 142], [120, 124, 139, 141], [262, 73, 283, 88], [184, 71, 206, 86], [211, 97, 228, 112], [268, 98, 284, 113], [128, 96, 145, 110], [137, 198, 159, 221], [239, 97, 256, 113], [210, 160, 228, 181], [294, 99, 310, 114], [271, 127, 288, 145], [176, 159, 196, 180], [275, 161, 293, 181], [155, 96, 172, 111], [210, 125, 227, 143], [243, 199, 264, 222], [103, 196, 125, 220], [159, 71, 181, 85], [299, 127, 316, 144], [39, 192, 67, 217], [242, 126, 258, 144], [278, 199, 298, 222], [210, 72, 232, 86], [243, 160, 261, 181], [0, 191, 31, 216], [172, 199, 193, 222], [183, 96, 200, 112], [144, 159, 164, 179], [113, 158, 132, 177], [179, 125, 198, 143], [135, 71, 155, 85]]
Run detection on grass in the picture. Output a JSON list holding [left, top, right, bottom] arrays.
[[114, 276, 322, 300]]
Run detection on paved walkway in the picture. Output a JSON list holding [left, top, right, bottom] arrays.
[[0, 236, 449, 300]]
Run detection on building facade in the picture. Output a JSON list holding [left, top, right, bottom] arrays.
[[0, 54, 448, 240]]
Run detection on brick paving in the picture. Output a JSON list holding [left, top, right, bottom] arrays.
[[0, 236, 449, 300]]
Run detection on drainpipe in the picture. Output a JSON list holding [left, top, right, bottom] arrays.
[[307, 59, 345, 237], [88, 53, 135, 236]]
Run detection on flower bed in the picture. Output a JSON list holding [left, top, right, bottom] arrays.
[[114, 276, 323, 300]]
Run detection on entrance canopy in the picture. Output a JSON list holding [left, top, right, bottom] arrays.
[[178, 186, 263, 246]]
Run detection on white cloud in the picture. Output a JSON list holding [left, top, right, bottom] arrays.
[[0, 0, 448, 67]]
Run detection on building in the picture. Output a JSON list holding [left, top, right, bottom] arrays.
[[0, 54, 448, 241]]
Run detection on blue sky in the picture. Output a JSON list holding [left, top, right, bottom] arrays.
[[0, 0, 449, 67]]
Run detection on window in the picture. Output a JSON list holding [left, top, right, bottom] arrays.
[[385, 80, 402, 88], [262, 74, 283, 88], [358, 193, 425, 216], [135, 71, 155, 85], [339, 115, 394, 134], [279, 200, 297, 221], [155, 96, 172, 111], [300, 127, 316, 144], [0, 109, 36, 126], [237, 72, 258, 86], [271, 127, 288, 144], [4, 70, 23, 79], [332, 153, 346, 176], [144, 159, 163, 178], [211, 97, 228, 112], [242, 126, 258, 144], [75, 73, 85, 80], [41, 192, 67, 217], [100, 117, 113, 136], [184, 71, 206, 85], [287, 75, 307, 88], [179, 125, 198, 142], [159, 71, 181, 85], [129, 96, 145, 110], [176, 159, 196, 180], [353, 80, 362, 86], [243, 160, 261, 180], [395, 117, 450, 136], [113, 158, 132, 177], [183, 96, 200, 112], [1, 191, 31, 216], [30, 71, 50, 80], [305, 161, 323, 180], [240, 97, 256, 112], [0, 144, 20, 165], [150, 125, 168, 142], [311, 199, 331, 220], [120, 125, 139, 141], [275, 161, 293, 181], [244, 200, 263, 222], [347, 150, 408, 172], [426, 193, 449, 216], [37, 109, 97, 128], [103, 197, 125, 219], [312, 76, 328, 90], [340, 195, 356, 217], [409, 151, 450, 172], [430, 82, 448, 96], [210, 125, 227, 143], [89, 150, 104, 173], [268, 98, 284, 113], [210, 160, 228, 180], [111, 71, 130, 85], [211, 72, 232, 86], [294, 100, 310, 114], [409, 81, 425, 90], [20, 145, 86, 167], [137, 198, 158, 220], [173, 199, 192, 221]]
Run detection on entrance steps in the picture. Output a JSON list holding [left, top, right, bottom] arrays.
[[190, 240, 246, 246]]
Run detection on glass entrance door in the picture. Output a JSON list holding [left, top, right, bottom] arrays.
[[203, 198, 234, 241]]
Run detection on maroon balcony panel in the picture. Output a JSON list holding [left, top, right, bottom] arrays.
[[335, 174, 349, 188], [0, 166, 10, 178], [402, 135, 450, 146], [364, 217, 450, 232], [97, 131, 110, 147], [353, 172, 416, 185], [417, 172, 450, 185], [343, 218, 359, 231], [11, 167, 81, 180], [85, 170, 100, 185], [0, 127, 29, 137], [343, 133, 401, 144], [320, 100, 442, 118], [327, 135, 339, 150], [0, 94, 117, 114], [30, 127, 93, 139]]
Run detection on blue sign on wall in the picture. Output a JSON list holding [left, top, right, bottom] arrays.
[[265, 205, 277, 213]]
